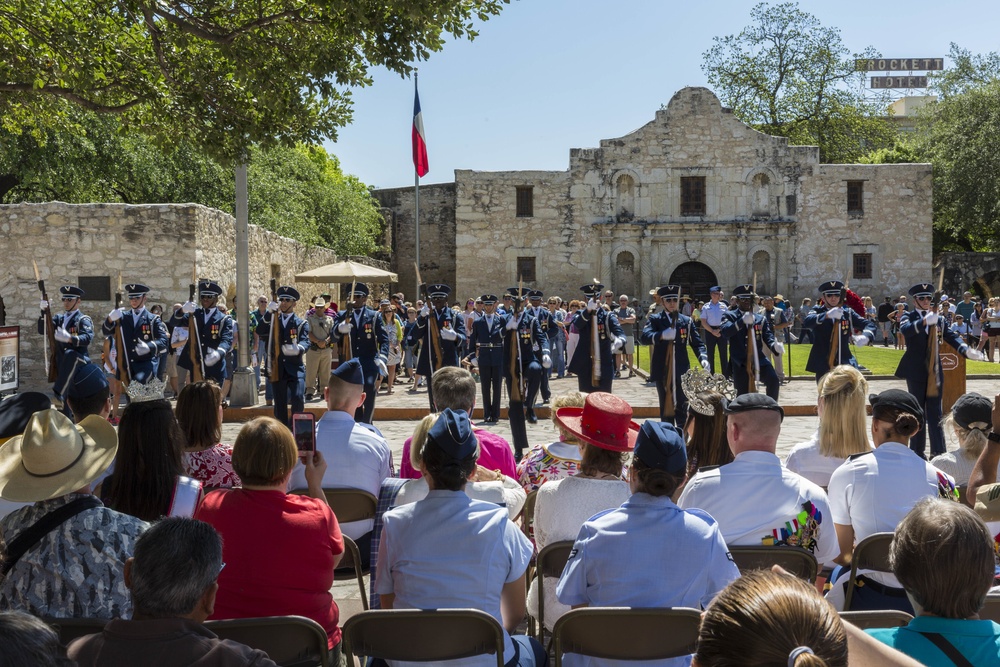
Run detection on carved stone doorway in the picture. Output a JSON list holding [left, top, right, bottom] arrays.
[[668, 262, 719, 302]]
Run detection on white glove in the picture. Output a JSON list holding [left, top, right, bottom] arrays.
[[506, 317, 519, 331], [825, 307, 843, 321], [107, 308, 123, 322], [773, 342, 785, 355], [375, 358, 388, 377], [420, 304, 430, 317], [852, 334, 869, 347], [267, 300, 279, 312], [700, 359, 711, 371], [135, 340, 151, 356], [611, 337, 625, 353], [337, 320, 352, 334], [923, 311, 938, 327], [586, 298, 598, 312], [440, 327, 458, 341], [661, 328, 676, 341], [542, 354, 552, 369], [40, 299, 49, 311], [251, 353, 258, 367], [204, 348, 222, 366], [742, 311, 755, 325], [54, 327, 71, 343], [181, 301, 197, 314], [281, 343, 301, 356], [966, 348, 987, 361]]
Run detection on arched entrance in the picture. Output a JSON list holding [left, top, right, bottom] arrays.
[[668, 262, 719, 302]]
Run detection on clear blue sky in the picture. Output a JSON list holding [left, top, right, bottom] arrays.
[[326, 0, 1000, 189]]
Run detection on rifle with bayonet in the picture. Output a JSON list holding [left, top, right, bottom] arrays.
[[33, 261, 58, 383], [188, 268, 205, 382], [114, 273, 132, 388]]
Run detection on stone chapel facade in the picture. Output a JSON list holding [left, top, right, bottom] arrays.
[[376, 87, 932, 305]]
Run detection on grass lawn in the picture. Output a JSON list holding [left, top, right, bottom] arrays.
[[634, 343, 1000, 377]]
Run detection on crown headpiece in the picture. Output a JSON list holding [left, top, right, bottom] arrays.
[[125, 376, 167, 403], [681, 368, 735, 416]]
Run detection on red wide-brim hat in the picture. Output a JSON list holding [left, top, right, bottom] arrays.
[[555, 392, 640, 453]]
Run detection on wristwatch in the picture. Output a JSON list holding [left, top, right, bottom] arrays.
[[988, 431, 1000, 444]]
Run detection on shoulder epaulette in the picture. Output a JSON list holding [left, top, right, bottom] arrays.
[[847, 451, 874, 461]]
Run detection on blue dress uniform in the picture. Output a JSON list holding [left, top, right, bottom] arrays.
[[803, 280, 877, 381], [169, 280, 234, 386], [503, 289, 550, 459], [896, 283, 978, 458], [101, 284, 168, 384], [37, 285, 94, 401], [719, 284, 781, 399], [407, 283, 467, 412], [568, 283, 625, 394], [639, 286, 709, 428], [254, 286, 310, 427], [470, 295, 506, 423], [528, 291, 552, 403], [332, 283, 389, 424]]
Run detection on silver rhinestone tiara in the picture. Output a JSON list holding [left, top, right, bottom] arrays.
[[125, 376, 167, 403], [681, 368, 735, 416]]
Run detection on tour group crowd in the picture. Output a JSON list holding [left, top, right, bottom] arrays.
[[2, 276, 1000, 666]]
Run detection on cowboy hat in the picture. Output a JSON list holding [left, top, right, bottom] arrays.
[[555, 392, 639, 452], [0, 409, 117, 502]]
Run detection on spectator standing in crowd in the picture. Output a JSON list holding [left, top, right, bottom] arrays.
[[402, 307, 421, 388], [517, 392, 584, 493], [863, 295, 877, 322], [288, 359, 393, 568], [971, 300, 985, 349], [890, 302, 907, 351], [176, 380, 240, 489], [931, 392, 997, 487], [956, 290, 977, 324], [67, 518, 279, 667], [699, 286, 729, 376], [761, 295, 791, 383], [376, 299, 404, 394], [547, 296, 567, 379], [304, 296, 334, 402], [165, 302, 186, 396], [614, 294, 637, 378], [0, 409, 147, 619], [979, 297, 1000, 361], [796, 297, 814, 344], [877, 296, 895, 346], [249, 295, 270, 403], [952, 314, 970, 344]]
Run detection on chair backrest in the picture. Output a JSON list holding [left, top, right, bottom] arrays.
[[840, 610, 913, 630], [44, 617, 108, 645], [537, 540, 575, 579], [288, 488, 377, 524], [553, 607, 701, 666], [851, 532, 895, 575], [729, 546, 818, 583], [204, 615, 330, 667], [521, 489, 538, 540], [978, 594, 1000, 623], [342, 608, 504, 667]]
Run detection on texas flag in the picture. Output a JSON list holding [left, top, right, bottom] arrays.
[[412, 83, 429, 178]]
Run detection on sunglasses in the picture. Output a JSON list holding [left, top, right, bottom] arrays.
[[60, 296, 78, 301], [278, 297, 294, 302]]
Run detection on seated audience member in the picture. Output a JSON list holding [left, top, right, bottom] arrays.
[[556, 421, 739, 667], [864, 498, 1000, 665], [826, 389, 958, 612], [680, 376, 733, 477], [530, 393, 634, 632], [288, 358, 393, 566], [0, 610, 74, 667], [678, 393, 839, 566], [68, 517, 278, 667], [932, 392, 997, 487], [65, 362, 113, 423], [100, 398, 202, 521], [785, 366, 872, 487], [194, 417, 345, 654], [394, 412, 526, 518], [399, 367, 517, 480], [0, 392, 52, 519], [375, 408, 546, 667], [175, 381, 240, 488], [516, 392, 585, 492], [0, 409, 147, 618]]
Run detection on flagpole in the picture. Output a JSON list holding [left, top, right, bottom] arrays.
[[414, 71, 421, 286]]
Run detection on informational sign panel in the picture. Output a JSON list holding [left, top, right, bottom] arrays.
[[0, 326, 19, 393]]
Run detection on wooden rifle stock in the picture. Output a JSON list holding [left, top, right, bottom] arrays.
[[509, 297, 523, 402], [268, 279, 280, 382], [827, 288, 846, 370], [114, 291, 131, 387], [662, 311, 675, 419], [188, 283, 205, 382], [746, 318, 756, 394], [927, 290, 942, 398], [38, 280, 58, 383]]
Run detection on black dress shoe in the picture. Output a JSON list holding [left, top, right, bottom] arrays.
[[527, 411, 538, 424]]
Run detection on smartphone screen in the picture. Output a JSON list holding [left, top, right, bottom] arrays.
[[292, 413, 315, 460]]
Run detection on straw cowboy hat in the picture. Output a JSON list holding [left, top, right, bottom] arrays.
[[0, 409, 118, 502], [555, 392, 640, 452]]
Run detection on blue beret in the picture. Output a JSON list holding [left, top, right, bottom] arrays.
[[427, 408, 478, 459], [633, 421, 687, 475], [332, 358, 364, 385]]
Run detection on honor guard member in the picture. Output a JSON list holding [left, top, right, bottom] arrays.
[[528, 290, 553, 404], [568, 283, 626, 393], [802, 280, 877, 381], [470, 294, 506, 423], [719, 284, 782, 399], [640, 285, 710, 428], [255, 286, 310, 427], [503, 287, 550, 459], [170, 279, 234, 386], [408, 283, 467, 412], [333, 283, 389, 424], [896, 282, 985, 458], [102, 283, 169, 384], [38, 285, 94, 406]]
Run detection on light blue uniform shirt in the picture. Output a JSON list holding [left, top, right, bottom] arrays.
[[556, 493, 740, 667], [376, 489, 533, 667]]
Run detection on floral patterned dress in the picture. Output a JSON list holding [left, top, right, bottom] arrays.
[[516, 441, 582, 492], [183, 443, 241, 488]]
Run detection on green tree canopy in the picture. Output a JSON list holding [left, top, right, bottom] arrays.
[[701, 1, 897, 163], [0, 0, 508, 159]]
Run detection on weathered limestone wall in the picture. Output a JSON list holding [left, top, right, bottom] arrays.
[[0, 202, 337, 391]]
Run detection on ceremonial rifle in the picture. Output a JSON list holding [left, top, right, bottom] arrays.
[[268, 278, 280, 383], [591, 278, 601, 388], [341, 278, 356, 362], [662, 284, 680, 420], [509, 279, 525, 403], [414, 263, 442, 377], [827, 272, 850, 370], [746, 273, 758, 393], [188, 266, 205, 382], [33, 261, 58, 383], [114, 272, 132, 387], [927, 269, 945, 399]]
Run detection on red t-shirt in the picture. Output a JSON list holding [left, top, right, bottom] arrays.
[[399, 428, 518, 480], [194, 489, 344, 647]]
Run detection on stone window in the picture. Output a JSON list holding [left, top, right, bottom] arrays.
[[516, 186, 534, 218], [785, 194, 797, 217], [847, 181, 864, 216], [681, 177, 706, 216], [516, 256, 536, 282], [853, 253, 873, 280], [78, 276, 111, 302]]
